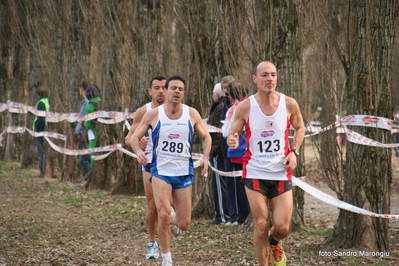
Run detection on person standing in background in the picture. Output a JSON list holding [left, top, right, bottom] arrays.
[[33, 87, 50, 177], [206, 82, 230, 225], [222, 81, 250, 225], [75, 81, 91, 187], [77, 85, 101, 187]]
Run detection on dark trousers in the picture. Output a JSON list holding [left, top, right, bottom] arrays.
[[35, 137, 44, 174], [224, 157, 250, 224], [393, 133, 399, 157], [78, 135, 91, 181], [210, 155, 230, 223]]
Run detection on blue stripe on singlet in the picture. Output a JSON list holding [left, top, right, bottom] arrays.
[[188, 119, 194, 175], [150, 121, 161, 176]]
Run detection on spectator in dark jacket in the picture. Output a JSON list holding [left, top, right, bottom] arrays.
[[206, 82, 231, 224], [33, 87, 50, 177]]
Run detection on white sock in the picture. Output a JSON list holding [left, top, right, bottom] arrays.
[[162, 252, 172, 261]]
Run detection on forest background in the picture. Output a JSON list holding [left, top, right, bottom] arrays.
[[1, 0, 399, 252]]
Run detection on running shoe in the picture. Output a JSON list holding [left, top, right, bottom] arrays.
[[146, 241, 159, 259], [170, 207, 181, 235], [170, 223, 181, 235], [269, 239, 287, 266], [162, 257, 173, 266]]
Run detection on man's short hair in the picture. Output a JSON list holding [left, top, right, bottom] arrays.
[[35, 87, 48, 98], [150, 75, 166, 89], [221, 75, 234, 86], [166, 75, 186, 89], [213, 83, 223, 96]]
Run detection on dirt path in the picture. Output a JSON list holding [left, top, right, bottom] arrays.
[[1, 153, 399, 265]]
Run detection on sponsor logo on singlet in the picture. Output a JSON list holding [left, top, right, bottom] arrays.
[[265, 121, 274, 128], [261, 130, 275, 138], [168, 134, 180, 140], [162, 123, 172, 126]]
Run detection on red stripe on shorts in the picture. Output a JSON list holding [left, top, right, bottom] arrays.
[[253, 179, 260, 191], [278, 180, 284, 194]]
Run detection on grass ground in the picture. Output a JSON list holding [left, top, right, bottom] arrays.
[[1, 147, 399, 265]]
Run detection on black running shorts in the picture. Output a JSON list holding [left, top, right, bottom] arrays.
[[241, 179, 292, 199]]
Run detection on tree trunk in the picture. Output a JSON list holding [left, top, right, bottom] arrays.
[[271, 0, 306, 231], [327, 0, 395, 250]]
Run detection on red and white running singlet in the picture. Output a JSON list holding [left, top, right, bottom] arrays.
[[242, 94, 292, 181]]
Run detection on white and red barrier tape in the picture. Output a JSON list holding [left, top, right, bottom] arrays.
[[3, 100, 399, 134], [2, 102, 399, 219], [0, 127, 66, 147], [44, 136, 399, 219], [292, 177, 399, 219], [0, 101, 136, 124]]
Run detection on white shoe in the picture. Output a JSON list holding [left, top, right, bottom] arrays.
[[170, 224, 181, 235], [146, 241, 159, 259], [76, 181, 87, 188], [170, 207, 180, 235], [225, 221, 238, 226], [162, 257, 173, 266]]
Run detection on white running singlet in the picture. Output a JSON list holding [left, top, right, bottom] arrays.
[[151, 104, 194, 176], [242, 94, 292, 181], [144, 103, 154, 162]]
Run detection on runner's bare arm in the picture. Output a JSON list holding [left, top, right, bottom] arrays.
[[287, 97, 305, 150], [125, 106, 148, 147], [283, 97, 306, 170], [131, 109, 158, 165], [190, 108, 211, 176], [227, 99, 250, 150]]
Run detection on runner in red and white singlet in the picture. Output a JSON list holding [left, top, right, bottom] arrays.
[[242, 94, 292, 181], [227, 61, 305, 266]]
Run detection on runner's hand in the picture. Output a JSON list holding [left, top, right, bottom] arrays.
[[139, 136, 150, 149], [137, 150, 151, 165], [227, 133, 239, 149], [200, 158, 208, 176], [283, 152, 297, 170]]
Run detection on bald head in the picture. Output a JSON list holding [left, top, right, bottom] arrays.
[[254, 61, 276, 76], [252, 61, 278, 93]]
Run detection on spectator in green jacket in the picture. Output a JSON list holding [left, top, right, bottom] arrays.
[[33, 87, 50, 177], [77, 85, 101, 187]]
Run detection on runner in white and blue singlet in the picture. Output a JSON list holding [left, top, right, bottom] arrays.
[[125, 76, 166, 260], [151, 104, 194, 185], [130, 75, 211, 266]]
